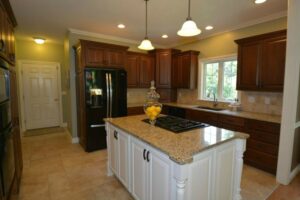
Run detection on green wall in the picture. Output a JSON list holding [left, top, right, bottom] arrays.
[[175, 17, 287, 58], [15, 39, 69, 123]]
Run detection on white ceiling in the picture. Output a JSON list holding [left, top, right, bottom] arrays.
[[10, 0, 287, 46]]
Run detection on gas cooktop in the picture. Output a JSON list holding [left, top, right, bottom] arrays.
[[143, 115, 209, 133]]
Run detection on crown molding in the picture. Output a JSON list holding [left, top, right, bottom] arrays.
[[68, 28, 167, 49], [170, 11, 287, 48]]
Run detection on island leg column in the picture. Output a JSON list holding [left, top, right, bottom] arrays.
[[173, 163, 189, 200], [175, 178, 187, 200]]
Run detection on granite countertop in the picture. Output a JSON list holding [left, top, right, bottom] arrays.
[[105, 115, 249, 165], [164, 102, 281, 124]]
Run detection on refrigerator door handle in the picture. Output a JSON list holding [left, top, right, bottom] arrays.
[[105, 73, 109, 118], [109, 73, 113, 118], [90, 124, 105, 128]]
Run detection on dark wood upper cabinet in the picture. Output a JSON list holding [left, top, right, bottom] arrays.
[[235, 30, 287, 92], [0, 0, 16, 65], [139, 54, 155, 88], [125, 52, 154, 88], [173, 50, 199, 89], [151, 49, 180, 89], [76, 40, 128, 68], [125, 53, 140, 87], [260, 35, 286, 90]]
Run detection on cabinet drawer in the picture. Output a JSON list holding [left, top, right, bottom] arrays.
[[246, 119, 280, 134], [218, 115, 245, 131], [244, 148, 277, 174], [186, 110, 219, 126], [247, 139, 279, 156], [247, 131, 279, 145], [127, 106, 144, 116]]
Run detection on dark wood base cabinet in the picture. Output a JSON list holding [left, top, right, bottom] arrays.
[[167, 105, 280, 174]]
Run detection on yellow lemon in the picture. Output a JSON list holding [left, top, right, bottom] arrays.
[[154, 106, 161, 113]]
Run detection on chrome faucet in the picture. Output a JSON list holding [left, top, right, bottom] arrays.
[[207, 91, 218, 107]]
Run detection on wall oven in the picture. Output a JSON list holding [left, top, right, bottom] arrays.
[[0, 58, 14, 200]]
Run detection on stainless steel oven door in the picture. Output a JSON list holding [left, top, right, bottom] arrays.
[[0, 66, 10, 102], [0, 125, 15, 199], [0, 101, 11, 131]]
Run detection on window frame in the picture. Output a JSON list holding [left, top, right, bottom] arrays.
[[198, 54, 239, 103]]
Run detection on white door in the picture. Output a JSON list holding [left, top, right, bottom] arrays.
[[148, 149, 171, 200], [118, 130, 130, 190], [131, 138, 148, 200], [22, 63, 60, 129]]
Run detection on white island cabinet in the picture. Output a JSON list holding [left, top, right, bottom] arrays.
[[105, 115, 248, 200]]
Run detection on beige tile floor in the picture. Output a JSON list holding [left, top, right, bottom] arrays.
[[19, 129, 278, 200]]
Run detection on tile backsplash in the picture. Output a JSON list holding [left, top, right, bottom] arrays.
[[127, 88, 148, 105], [177, 89, 283, 116]]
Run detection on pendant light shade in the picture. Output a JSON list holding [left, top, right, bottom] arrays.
[[138, 0, 154, 50], [138, 37, 154, 50], [177, 0, 201, 37]]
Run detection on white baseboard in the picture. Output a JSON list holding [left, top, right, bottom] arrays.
[[289, 164, 300, 183], [71, 137, 79, 144], [61, 122, 68, 128]]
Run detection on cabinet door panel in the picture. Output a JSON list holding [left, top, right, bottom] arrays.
[[109, 128, 118, 174], [181, 54, 191, 88], [148, 150, 171, 200], [118, 131, 130, 189], [260, 36, 286, 91], [131, 139, 148, 200], [215, 143, 235, 200], [107, 50, 125, 66], [125, 54, 140, 87], [85, 47, 106, 66], [156, 52, 171, 88], [139, 55, 155, 88], [237, 42, 260, 90]]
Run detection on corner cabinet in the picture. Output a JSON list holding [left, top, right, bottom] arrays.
[[235, 30, 287, 92], [125, 52, 155, 88]]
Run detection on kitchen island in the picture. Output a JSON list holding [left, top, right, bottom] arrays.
[[105, 115, 249, 200]]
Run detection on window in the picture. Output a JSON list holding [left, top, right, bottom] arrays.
[[200, 56, 238, 102]]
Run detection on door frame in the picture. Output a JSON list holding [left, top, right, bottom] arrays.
[[18, 60, 63, 132]]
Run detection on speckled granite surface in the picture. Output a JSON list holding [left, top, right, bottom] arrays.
[[105, 115, 249, 165], [164, 102, 281, 124]]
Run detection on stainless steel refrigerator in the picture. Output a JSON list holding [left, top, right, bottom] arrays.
[[84, 68, 127, 151]]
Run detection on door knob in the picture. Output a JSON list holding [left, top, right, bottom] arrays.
[[54, 98, 59, 101]]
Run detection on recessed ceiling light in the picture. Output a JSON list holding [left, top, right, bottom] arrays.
[[254, 0, 267, 4], [205, 26, 214, 30], [162, 34, 168, 38], [33, 38, 45, 44], [117, 24, 125, 29]]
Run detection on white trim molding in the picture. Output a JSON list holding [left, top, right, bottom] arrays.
[[68, 28, 166, 49], [71, 137, 79, 144]]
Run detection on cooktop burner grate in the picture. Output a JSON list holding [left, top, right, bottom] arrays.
[[142, 115, 209, 133]]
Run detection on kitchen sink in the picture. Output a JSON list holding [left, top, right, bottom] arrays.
[[194, 106, 226, 111]]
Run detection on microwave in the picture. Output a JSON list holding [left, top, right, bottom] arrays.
[[0, 61, 10, 103]]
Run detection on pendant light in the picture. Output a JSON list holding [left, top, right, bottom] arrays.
[[138, 0, 154, 50], [177, 0, 201, 37]]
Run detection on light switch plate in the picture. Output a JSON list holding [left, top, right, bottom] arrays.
[[264, 97, 271, 105]]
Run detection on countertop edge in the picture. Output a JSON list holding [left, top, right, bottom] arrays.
[[105, 117, 249, 165]]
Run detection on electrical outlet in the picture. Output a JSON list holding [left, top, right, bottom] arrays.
[[248, 96, 255, 103], [264, 97, 271, 105]]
